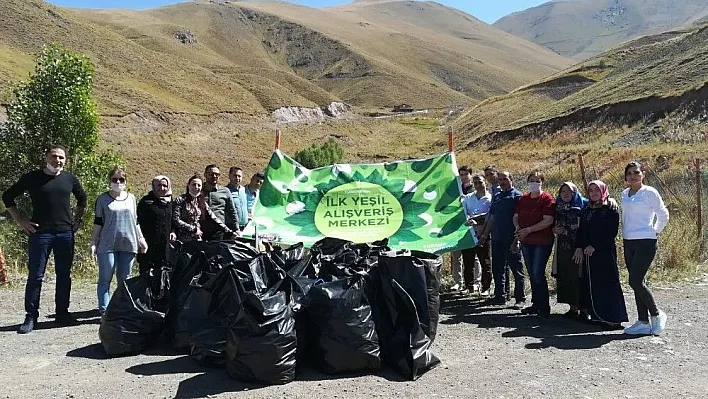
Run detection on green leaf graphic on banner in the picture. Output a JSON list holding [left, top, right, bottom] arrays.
[[252, 151, 474, 254]]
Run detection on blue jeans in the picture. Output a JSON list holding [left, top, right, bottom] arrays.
[[491, 239, 525, 301], [521, 244, 553, 313], [25, 231, 75, 318], [97, 251, 135, 311]]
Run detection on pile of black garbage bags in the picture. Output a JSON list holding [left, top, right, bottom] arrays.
[[98, 237, 443, 383]]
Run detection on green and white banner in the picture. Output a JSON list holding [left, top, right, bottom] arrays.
[[242, 150, 476, 254]]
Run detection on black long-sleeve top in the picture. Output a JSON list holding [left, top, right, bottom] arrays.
[[576, 205, 620, 251], [2, 169, 87, 232]]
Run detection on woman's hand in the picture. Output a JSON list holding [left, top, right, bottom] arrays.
[[607, 198, 619, 211], [583, 245, 595, 257], [90, 242, 97, 260], [572, 248, 584, 265], [515, 227, 530, 241], [195, 226, 203, 240], [465, 216, 478, 226], [169, 232, 177, 242], [138, 237, 148, 254], [552, 226, 566, 235]]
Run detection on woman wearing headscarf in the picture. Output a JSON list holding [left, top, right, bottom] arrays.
[[552, 182, 588, 319], [573, 180, 628, 329], [137, 175, 174, 275], [172, 174, 237, 243]]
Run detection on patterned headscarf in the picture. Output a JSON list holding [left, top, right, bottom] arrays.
[[556, 181, 587, 210], [152, 175, 172, 201], [588, 180, 609, 206]]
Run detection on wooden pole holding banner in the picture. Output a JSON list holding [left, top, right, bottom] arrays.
[[274, 128, 281, 150], [447, 126, 454, 152], [578, 153, 589, 193]]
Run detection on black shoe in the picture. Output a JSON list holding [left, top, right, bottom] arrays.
[[487, 296, 506, 306], [17, 315, 36, 334], [520, 305, 538, 315], [55, 312, 78, 326], [601, 322, 624, 331], [577, 312, 592, 324], [563, 309, 580, 319]]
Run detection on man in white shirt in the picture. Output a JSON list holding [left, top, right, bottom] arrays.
[[462, 174, 493, 295]]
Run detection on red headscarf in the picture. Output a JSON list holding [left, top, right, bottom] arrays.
[[588, 180, 608, 205]]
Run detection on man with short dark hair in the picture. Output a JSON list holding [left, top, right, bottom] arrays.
[[227, 166, 249, 230], [202, 164, 240, 240], [2, 145, 87, 334], [462, 174, 493, 295], [245, 172, 265, 218], [450, 165, 474, 293], [479, 171, 526, 307], [483, 165, 501, 197]]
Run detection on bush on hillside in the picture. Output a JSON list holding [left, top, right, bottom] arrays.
[[293, 138, 344, 169]]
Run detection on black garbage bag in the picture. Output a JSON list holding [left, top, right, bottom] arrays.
[[189, 266, 242, 367], [226, 283, 297, 385], [149, 265, 172, 314], [379, 250, 442, 341], [169, 252, 212, 350], [271, 243, 306, 272], [233, 253, 284, 294], [181, 240, 259, 263], [369, 250, 442, 380], [99, 276, 166, 356], [305, 277, 380, 374]]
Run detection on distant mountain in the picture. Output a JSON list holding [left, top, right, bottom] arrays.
[[494, 0, 708, 60], [0, 0, 571, 116], [455, 22, 708, 142]]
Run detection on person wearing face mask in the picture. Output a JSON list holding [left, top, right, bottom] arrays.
[[572, 180, 628, 330], [90, 166, 147, 315], [172, 174, 237, 243], [2, 145, 88, 334], [513, 171, 555, 317], [137, 175, 174, 276]]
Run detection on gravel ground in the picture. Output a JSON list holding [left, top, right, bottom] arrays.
[[1, 274, 707, 399]]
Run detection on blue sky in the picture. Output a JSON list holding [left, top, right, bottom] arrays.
[[46, 0, 549, 24]]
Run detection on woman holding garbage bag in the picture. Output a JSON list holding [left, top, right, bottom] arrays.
[[553, 182, 587, 319], [572, 180, 628, 329], [172, 174, 237, 243], [91, 166, 148, 315], [137, 175, 174, 275]]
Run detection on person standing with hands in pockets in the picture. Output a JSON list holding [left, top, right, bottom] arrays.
[[2, 145, 87, 334], [621, 162, 670, 336], [90, 166, 147, 315]]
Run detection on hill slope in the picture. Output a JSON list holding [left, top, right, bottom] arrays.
[[494, 0, 708, 60], [455, 22, 708, 143], [0, 0, 571, 115]]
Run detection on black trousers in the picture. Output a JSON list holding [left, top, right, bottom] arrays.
[[623, 239, 659, 322]]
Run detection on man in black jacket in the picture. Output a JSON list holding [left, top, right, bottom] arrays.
[[202, 164, 240, 240], [2, 145, 87, 334]]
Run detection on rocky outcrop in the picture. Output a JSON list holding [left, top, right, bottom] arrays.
[[175, 28, 197, 45], [272, 102, 350, 123]]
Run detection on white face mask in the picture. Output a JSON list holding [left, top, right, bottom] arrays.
[[110, 182, 127, 192], [528, 182, 542, 193], [46, 163, 63, 175]]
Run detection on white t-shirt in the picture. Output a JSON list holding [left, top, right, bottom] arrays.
[[621, 185, 669, 240], [462, 191, 492, 217]]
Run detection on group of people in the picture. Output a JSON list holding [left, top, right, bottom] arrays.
[[2, 145, 265, 333], [453, 163, 670, 336], [2, 145, 671, 338]]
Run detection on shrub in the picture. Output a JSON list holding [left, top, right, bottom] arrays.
[[293, 138, 344, 169]]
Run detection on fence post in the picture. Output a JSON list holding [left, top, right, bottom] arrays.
[[447, 126, 454, 153], [578, 153, 589, 193], [694, 158, 703, 254], [274, 128, 281, 150]]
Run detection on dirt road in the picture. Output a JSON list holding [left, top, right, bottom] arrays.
[[1, 275, 706, 399]]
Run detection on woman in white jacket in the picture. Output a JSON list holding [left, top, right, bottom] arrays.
[[621, 161, 670, 336]]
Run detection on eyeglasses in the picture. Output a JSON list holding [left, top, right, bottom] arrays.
[[473, 181, 484, 185], [208, 172, 220, 177], [111, 177, 126, 183]]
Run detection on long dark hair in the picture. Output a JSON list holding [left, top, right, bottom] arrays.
[[185, 173, 206, 212]]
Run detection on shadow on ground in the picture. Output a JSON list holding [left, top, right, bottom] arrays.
[[440, 293, 641, 350], [0, 310, 101, 333]]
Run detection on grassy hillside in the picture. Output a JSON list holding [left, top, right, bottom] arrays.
[[0, 0, 571, 116], [455, 23, 708, 144], [494, 0, 708, 60]]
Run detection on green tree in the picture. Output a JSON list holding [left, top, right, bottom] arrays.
[[293, 138, 344, 169], [0, 43, 123, 276]]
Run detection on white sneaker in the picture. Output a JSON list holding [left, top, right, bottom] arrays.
[[650, 310, 667, 336], [624, 320, 652, 335]]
